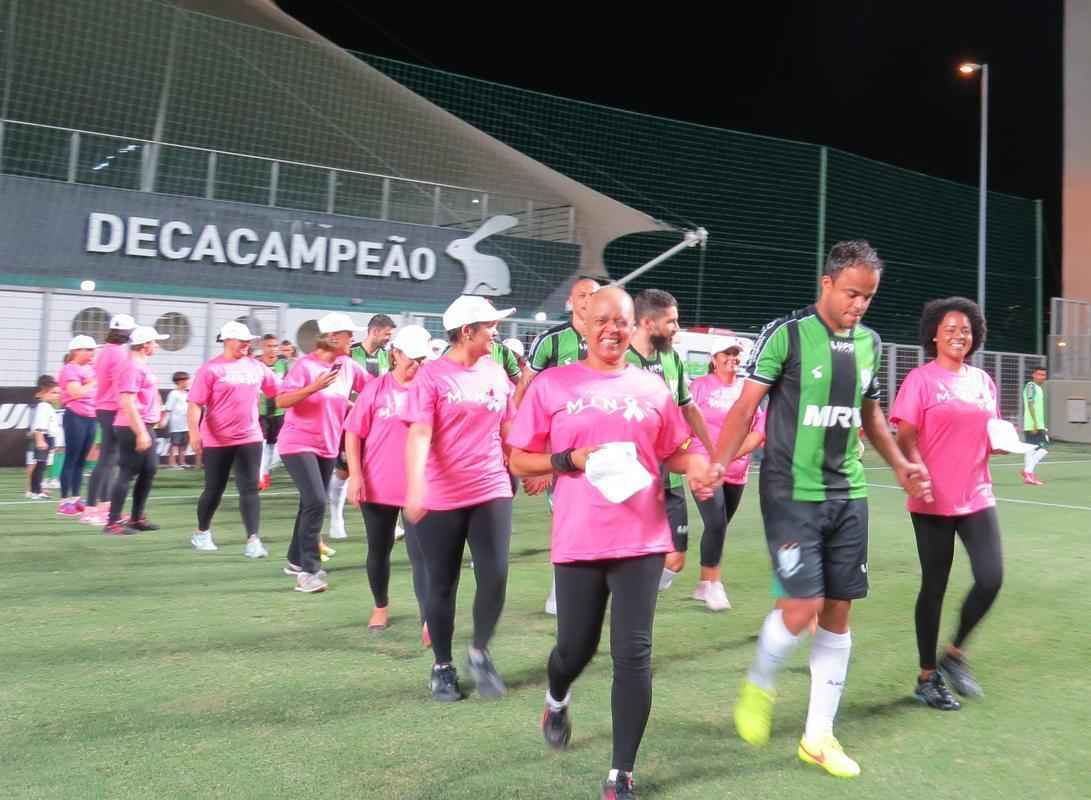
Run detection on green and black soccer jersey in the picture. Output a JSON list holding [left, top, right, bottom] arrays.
[[625, 345, 693, 490], [528, 321, 587, 372], [492, 342, 522, 382], [351, 344, 391, 378], [1023, 381, 1046, 431], [260, 357, 291, 417], [746, 305, 882, 502]]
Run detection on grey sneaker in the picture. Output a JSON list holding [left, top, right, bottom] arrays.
[[939, 653, 983, 698], [430, 664, 464, 702], [466, 648, 506, 699], [293, 572, 328, 593]]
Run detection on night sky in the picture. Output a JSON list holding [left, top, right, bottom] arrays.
[[275, 1, 1063, 299]]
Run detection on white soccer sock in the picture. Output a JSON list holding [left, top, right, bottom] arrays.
[[658, 567, 678, 591], [804, 626, 852, 743], [269, 444, 282, 470], [1031, 447, 1048, 471], [545, 689, 571, 711], [747, 609, 803, 692], [328, 474, 347, 534], [260, 445, 272, 477], [1023, 449, 1035, 472]]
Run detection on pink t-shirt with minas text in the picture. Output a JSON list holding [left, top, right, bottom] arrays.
[[688, 373, 766, 485], [506, 363, 692, 564], [890, 360, 1000, 517], [112, 357, 162, 426], [188, 356, 279, 448], [344, 372, 412, 508], [402, 355, 515, 511], [277, 353, 368, 458], [58, 362, 96, 419]]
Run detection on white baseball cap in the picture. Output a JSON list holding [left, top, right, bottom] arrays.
[[129, 326, 170, 346], [317, 312, 366, 334], [390, 325, 433, 360], [442, 295, 516, 332], [502, 337, 525, 358], [218, 320, 255, 341], [68, 335, 99, 351], [428, 339, 447, 360], [109, 313, 137, 330]]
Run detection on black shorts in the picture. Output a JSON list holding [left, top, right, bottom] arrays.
[[169, 431, 188, 447], [759, 493, 869, 600], [260, 414, 284, 445], [1024, 430, 1049, 448], [666, 483, 689, 552]]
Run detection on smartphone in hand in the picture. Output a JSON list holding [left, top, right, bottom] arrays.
[[328, 361, 343, 374]]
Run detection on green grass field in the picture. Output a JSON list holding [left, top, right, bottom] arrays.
[[2, 445, 1090, 800]]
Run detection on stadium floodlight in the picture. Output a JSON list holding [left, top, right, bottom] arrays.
[[534, 311, 547, 322], [958, 61, 989, 316], [610, 227, 708, 289], [80, 280, 96, 292]]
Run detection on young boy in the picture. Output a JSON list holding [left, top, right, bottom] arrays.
[[163, 372, 192, 469], [26, 375, 62, 499]]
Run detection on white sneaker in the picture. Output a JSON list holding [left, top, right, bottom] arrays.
[[704, 581, 732, 611], [544, 580, 557, 616], [43, 478, 60, 489], [294, 572, 328, 593], [692, 580, 712, 602], [283, 562, 303, 576], [244, 536, 268, 559], [191, 531, 218, 552], [394, 525, 406, 541], [328, 525, 348, 541]]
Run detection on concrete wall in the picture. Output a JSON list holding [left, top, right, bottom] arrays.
[[1048, 379, 1091, 443]]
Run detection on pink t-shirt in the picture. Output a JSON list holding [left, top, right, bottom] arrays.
[[402, 355, 515, 511], [94, 343, 127, 412], [58, 362, 96, 419], [189, 356, 279, 448], [507, 363, 692, 564], [345, 372, 411, 507], [277, 353, 368, 458], [890, 361, 999, 516], [688, 373, 766, 485], [112, 357, 162, 426]]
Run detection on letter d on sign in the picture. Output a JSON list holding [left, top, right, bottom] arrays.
[[87, 213, 123, 253]]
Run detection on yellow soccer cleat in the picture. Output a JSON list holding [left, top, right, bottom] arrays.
[[798, 735, 861, 778], [734, 680, 775, 746]]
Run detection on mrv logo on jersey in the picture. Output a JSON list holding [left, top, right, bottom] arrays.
[[829, 340, 855, 353], [802, 404, 862, 428]]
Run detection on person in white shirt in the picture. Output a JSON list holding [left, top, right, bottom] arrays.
[[26, 375, 62, 499], [162, 372, 192, 469]]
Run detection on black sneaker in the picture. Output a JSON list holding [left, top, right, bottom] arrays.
[[430, 664, 464, 702], [541, 704, 572, 750], [914, 672, 961, 710], [939, 653, 983, 698], [126, 517, 160, 532], [465, 648, 506, 699], [601, 772, 636, 800]]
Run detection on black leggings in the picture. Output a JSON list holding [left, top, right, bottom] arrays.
[[549, 553, 664, 773], [694, 482, 745, 568], [361, 502, 427, 619], [911, 507, 1004, 670], [283, 453, 335, 575], [86, 410, 118, 506], [415, 497, 512, 664], [197, 443, 263, 537], [61, 412, 96, 498], [108, 427, 158, 524]]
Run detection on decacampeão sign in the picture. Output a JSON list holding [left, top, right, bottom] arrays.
[[0, 177, 580, 310]]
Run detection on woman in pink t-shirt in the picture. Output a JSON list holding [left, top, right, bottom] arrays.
[[104, 326, 169, 535], [345, 325, 433, 635], [891, 297, 1003, 712], [507, 288, 722, 798], [687, 341, 767, 611], [57, 335, 99, 515], [276, 313, 369, 594], [187, 321, 279, 559], [84, 313, 137, 524], [403, 295, 517, 702]]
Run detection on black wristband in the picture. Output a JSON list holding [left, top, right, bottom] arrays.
[[550, 448, 579, 473]]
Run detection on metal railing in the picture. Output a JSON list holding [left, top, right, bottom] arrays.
[[0, 119, 577, 243]]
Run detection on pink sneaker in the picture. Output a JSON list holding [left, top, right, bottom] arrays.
[[1022, 471, 1044, 486], [56, 502, 80, 517], [74, 499, 87, 513], [80, 509, 107, 527]]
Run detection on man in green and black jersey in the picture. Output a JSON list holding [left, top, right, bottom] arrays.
[[714, 241, 931, 778], [350, 314, 395, 377], [625, 289, 715, 592], [1021, 366, 1049, 484], [258, 334, 292, 488], [515, 275, 601, 615]]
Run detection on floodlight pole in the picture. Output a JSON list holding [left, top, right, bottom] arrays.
[[610, 227, 708, 288]]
